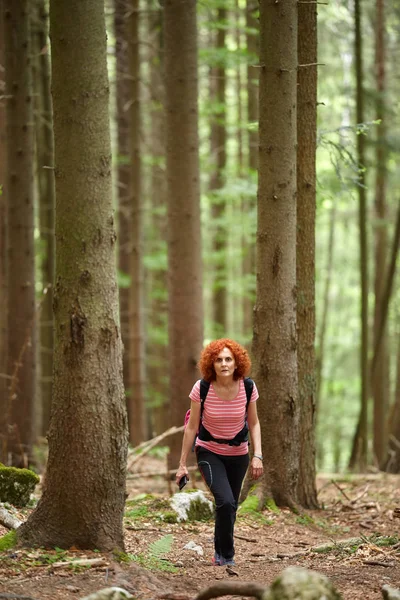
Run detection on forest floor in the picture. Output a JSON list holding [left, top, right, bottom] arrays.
[[1, 456, 400, 600]]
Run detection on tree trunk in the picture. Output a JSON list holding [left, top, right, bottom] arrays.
[[4, 0, 36, 467], [164, 0, 203, 470], [349, 0, 369, 471], [372, 0, 389, 468], [242, 0, 258, 338], [296, 0, 318, 509], [252, 0, 299, 507], [0, 6, 8, 464], [31, 0, 55, 438], [147, 5, 169, 436], [210, 9, 227, 338], [17, 0, 128, 550], [114, 0, 132, 423], [127, 0, 146, 446]]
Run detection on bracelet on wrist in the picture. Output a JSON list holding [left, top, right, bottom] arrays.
[[253, 454, 263, 461]]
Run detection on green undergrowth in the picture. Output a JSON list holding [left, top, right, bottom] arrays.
[[0, 530, 17, 551], [115, 534, 177, 573], [0, 464, 40, 507], [238, 495, 274, 525], [295, 513, 350, 536]]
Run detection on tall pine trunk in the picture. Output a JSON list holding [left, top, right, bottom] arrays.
[[210, 9, 227, 337], [243, 0, 258, 337], [18, 0, 128, 550], [252, 0, 299, 507], [31, 0, 55, 437], [148, 5, 169, 436], [349, 0, 369, 471], [127, 0, 145, 445], [0, 7, 8, 463], [372, 0, 389, 467], [164, 0, 203, 469], [296, 0, 318, 508], [114, 0, 131, 421], [4, 0, 36, 467]]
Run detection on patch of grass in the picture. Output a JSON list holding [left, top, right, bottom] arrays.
[[296, 514, 315, 526], [128, 553, 178, 573], [0, 530, 17, 551], [265, 497, 280, 514], [238, 496, 274, 525], [125, 505, 150, 519]]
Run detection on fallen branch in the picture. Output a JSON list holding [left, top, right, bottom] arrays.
[[0, 505, 23, 530], [51, 557, 108, 569], [127, 426, 184, 471], [234, 534, 258, 543], [194, 582, 266, 600], [363, 559, 395, 567]]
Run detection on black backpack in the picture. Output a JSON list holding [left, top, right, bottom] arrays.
[[196, 377, 254, 447]]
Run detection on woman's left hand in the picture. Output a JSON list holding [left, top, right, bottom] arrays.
[[250, 456, 264, 480]]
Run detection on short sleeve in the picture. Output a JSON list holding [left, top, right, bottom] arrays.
[[250, 381, 259, 403], [189, 380, 201, 403]]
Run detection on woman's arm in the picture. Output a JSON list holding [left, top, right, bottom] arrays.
[[175, 400, 201, 485], [247, 401, 264, 480]]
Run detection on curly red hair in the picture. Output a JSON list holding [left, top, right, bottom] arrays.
[[198, 338, 251, 382]]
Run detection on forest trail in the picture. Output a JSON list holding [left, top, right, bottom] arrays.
[[1, 468, 400, 600]]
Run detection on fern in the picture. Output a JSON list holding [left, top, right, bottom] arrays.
[[149, 534, 173, 558]]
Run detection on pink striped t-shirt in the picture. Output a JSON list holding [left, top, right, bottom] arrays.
[[189, 378, 259, 456]]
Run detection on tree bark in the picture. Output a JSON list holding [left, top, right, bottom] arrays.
[[372, 0, 389, 468], [4, 0, 36, 467], [242, 0, 258, 338], [147, 5, 169, 436], [0, 6, 8, 464], [164, 0, 204, 470], [114, 0, 132, 425], [210, 9, 227, 338], [17, 0, 128, 550], [349, 0, 369, 472], [296, 0, 318, 508], [127, 0, 146, 446], [31, 0, 55, 438], [252, 0, 299, 507]]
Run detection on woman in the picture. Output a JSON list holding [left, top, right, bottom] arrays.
[[175, 338, 263, 566]]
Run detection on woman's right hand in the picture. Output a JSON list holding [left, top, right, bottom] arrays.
[[175, 465, 189, 486]]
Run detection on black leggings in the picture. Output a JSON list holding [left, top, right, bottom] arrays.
[[196, 447, 249, 561]]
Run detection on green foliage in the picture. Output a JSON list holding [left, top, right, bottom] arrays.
[[0, 531, 17, 551], [265, 498, 280, 514], [0, 464, 40, 507], [296, 514, 315, 526], [149, 534, 173, 558], [238, 495, 274, 525]]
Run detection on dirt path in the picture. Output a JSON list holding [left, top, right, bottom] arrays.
[[1, 471, 400, 599]]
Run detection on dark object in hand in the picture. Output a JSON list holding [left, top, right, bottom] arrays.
[[179, 475, 188, 490]]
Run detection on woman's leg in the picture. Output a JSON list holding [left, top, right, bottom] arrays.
[[197, 448, 249, 562]]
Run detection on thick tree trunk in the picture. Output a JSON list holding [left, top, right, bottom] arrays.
[[114, 0, 132, 424], [372, 0, 389, 468], [210, 9, 227, 338], [164, 0, 203, 469], [17, 0, 128, 550], [296, 0, 318, 508], [0, 7, 8, 464], [128, 0, 146, 446], [4, 0, 36, 467], [252, 0, 299, 508], [31, 0, 55, 438], [349, 0, 369, 472]]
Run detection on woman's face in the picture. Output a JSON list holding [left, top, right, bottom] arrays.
[[213, 347, 236, 379]]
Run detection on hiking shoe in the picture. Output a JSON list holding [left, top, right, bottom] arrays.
[[212, 553, 221, 565], [220, 557, 235, 566]]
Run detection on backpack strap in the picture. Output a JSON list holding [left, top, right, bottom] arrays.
[[199, 379, 210, 420], [243, 377, 254, 413]]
